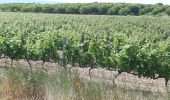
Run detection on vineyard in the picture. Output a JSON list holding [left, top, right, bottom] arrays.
[[0, 12, 170, 88]]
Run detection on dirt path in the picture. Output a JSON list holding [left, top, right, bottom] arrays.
[[0, 58, 169, 93]]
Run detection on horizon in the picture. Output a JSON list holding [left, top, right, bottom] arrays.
[[0, 0, 170, 5]]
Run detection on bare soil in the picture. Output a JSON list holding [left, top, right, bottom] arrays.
[[0, 58, 169, 93]]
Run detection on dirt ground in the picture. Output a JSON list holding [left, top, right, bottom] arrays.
[[0, 58, 169, 93]]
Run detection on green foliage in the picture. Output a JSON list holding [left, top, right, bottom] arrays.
[[0, 3, 170, 16], [21, 5, 33, 12], [108, 6, 120, 15], [127, 5, 140, 15], [156, 3, 164, 6], [79, 5, 98, 14], [53, 6, 65, 13], [139, 6, 154, 15], [65, 6, 80, 14], [0, 12, 170, 84], [151, 7, 165, 15], [119, 7, 131, 15], [42, 5, 54, 13], [97, 5, 110, 15], [32, 5, 42, 13], [165, 7, 170, 15]]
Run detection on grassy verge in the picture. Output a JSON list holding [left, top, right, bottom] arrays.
[[0, 65, 169, 100]]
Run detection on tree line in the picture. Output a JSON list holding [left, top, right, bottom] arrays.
[[0, 3, 170, 16]]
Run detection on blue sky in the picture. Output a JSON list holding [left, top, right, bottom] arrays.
[[0, 0, 170, 4]]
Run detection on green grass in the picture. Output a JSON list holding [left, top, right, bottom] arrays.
[[0, 65, 169, 100]]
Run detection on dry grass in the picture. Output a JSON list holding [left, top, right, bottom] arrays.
[[0, 59, 170, 100]]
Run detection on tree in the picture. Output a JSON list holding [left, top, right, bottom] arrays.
[[128, 5, 140, 15], [139, 6, 154, 15], [65, 6, 79, 14], [8, 5, 21, 12], [32, 5, 42, 13], [156, 3, 163, 6], [79, 6, 89, 14], [0, 3, 170, 16], [79, 5, 98, 14], [97, 5, 109, 15], [21, 5, 33, 12], [108, 6, 120, 15], [53, 6, 65, 13], [119, 7, 131, 15], [151, 7, 165, 15], [42, 5, 54, 13], [165, 7, 170, 15]]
